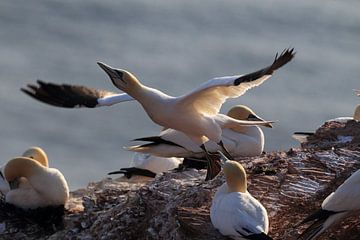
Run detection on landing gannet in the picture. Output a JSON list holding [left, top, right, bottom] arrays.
[[292, 105, 360, 143], [2, 147, 69, 209], [297, 169, 360, 240], [210, 153, 271, 240], [108, 153, 183, 179], [128, 105, 271, 158], [23, 49, 294, 180]]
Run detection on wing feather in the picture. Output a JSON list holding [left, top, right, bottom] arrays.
[[21, 80, 133, 108], [177, 48, 295, 116]]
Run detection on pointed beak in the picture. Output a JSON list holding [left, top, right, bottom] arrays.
[[247, 114, 273, 128], [97, 62, 123, 84]]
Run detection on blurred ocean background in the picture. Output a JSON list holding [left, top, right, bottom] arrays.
[[1, 0, 359, 189]]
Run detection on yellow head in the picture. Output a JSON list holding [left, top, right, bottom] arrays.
[[353, 105, 360, 121], [227, 105, 272, 128], [4, 157, 43, 182], [97, 62, 140, 93], [22, 147, 49, 167], [223, 160, 247, 193]]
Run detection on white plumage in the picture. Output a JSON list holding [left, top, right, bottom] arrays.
[[1, 147, 69, 209], [23, 49, 294, 180], [130, 153, 182, 175], [210, 157, 270, 239], [128, 105, 268, 158], [298, 169, 360, 240]]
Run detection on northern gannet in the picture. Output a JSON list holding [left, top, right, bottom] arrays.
[[297, 169, 360, 240], [108, 153, 183, 179], [127, 105, 271, 158], [23, 49, 294, 180], [2, 147, 69, 209], [210, 153, 271, 240], [292, 105, 360, 143], [0, 147, 49, 195]]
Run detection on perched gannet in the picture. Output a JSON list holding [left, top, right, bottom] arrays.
[[3, 147, 69, 209], [210, 153, 271, 240], [23, 49, 294, 180], [108, 153, 183, 178], [292, 105, 360, 143], [297, 169, 360, 240], [128, 105, 271, 158], [0, 147, 49, 195]]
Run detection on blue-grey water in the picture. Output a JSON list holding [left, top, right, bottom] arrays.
[[1, 0, 359, 189]]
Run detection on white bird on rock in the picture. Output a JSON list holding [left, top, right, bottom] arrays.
[[22, 49, 294, 180], [1, 147, 69, 209], [210, 153, 271, 240], [108, 153, 183, 179], [127, 105, 271, 159], [297, 169, 360, 240]]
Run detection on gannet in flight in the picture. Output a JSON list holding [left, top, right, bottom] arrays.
[[297, 169, 360, 240], [22, 48, 294, 180], [128, 105, 271, 158], [210, 153, 271, 239]]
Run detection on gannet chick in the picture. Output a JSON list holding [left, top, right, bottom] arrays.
[[22, 49, 294, 180], [210, 154, 271, 240], [292, 105, 360, 143], [3, 147, 69, 209], [108, 153, 183, 179], [128, 105, 271, 158], [297, 169, 360, 240]]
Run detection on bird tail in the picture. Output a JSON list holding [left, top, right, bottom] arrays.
[[108, 167, 156, 178], [296, 209, 343, 240]]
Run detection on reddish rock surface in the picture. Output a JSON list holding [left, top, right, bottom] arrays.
[[0, 121, 359, 239]]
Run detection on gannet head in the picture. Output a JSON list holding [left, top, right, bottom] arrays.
[[227, 105, 273, 128], [22, 147, 49, 167], [353, 105, 360, 121], [97, 62, 140, 92], [4, 157, 43, 185], [223, 160, 247, 193]]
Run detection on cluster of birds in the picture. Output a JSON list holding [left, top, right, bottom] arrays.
[[1, 48, 359, 240]]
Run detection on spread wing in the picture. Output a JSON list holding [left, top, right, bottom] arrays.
[[21, 80, 134, 108], [177, 48, 295, 116]]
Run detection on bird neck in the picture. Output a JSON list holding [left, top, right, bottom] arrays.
[[226, 175, 247, 193], [5, 158, 43, 182]]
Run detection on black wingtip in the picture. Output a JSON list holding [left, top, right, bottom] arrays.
[[269, 48, 295, 72], [108, 167, 157, 178], [293, 132, 314, 136]]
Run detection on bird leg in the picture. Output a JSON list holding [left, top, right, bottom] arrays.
[[200, 144, 222, 181], [217, 140, 233, 160]]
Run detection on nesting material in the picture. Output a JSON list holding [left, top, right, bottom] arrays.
[[0, 122, 360, 239]]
